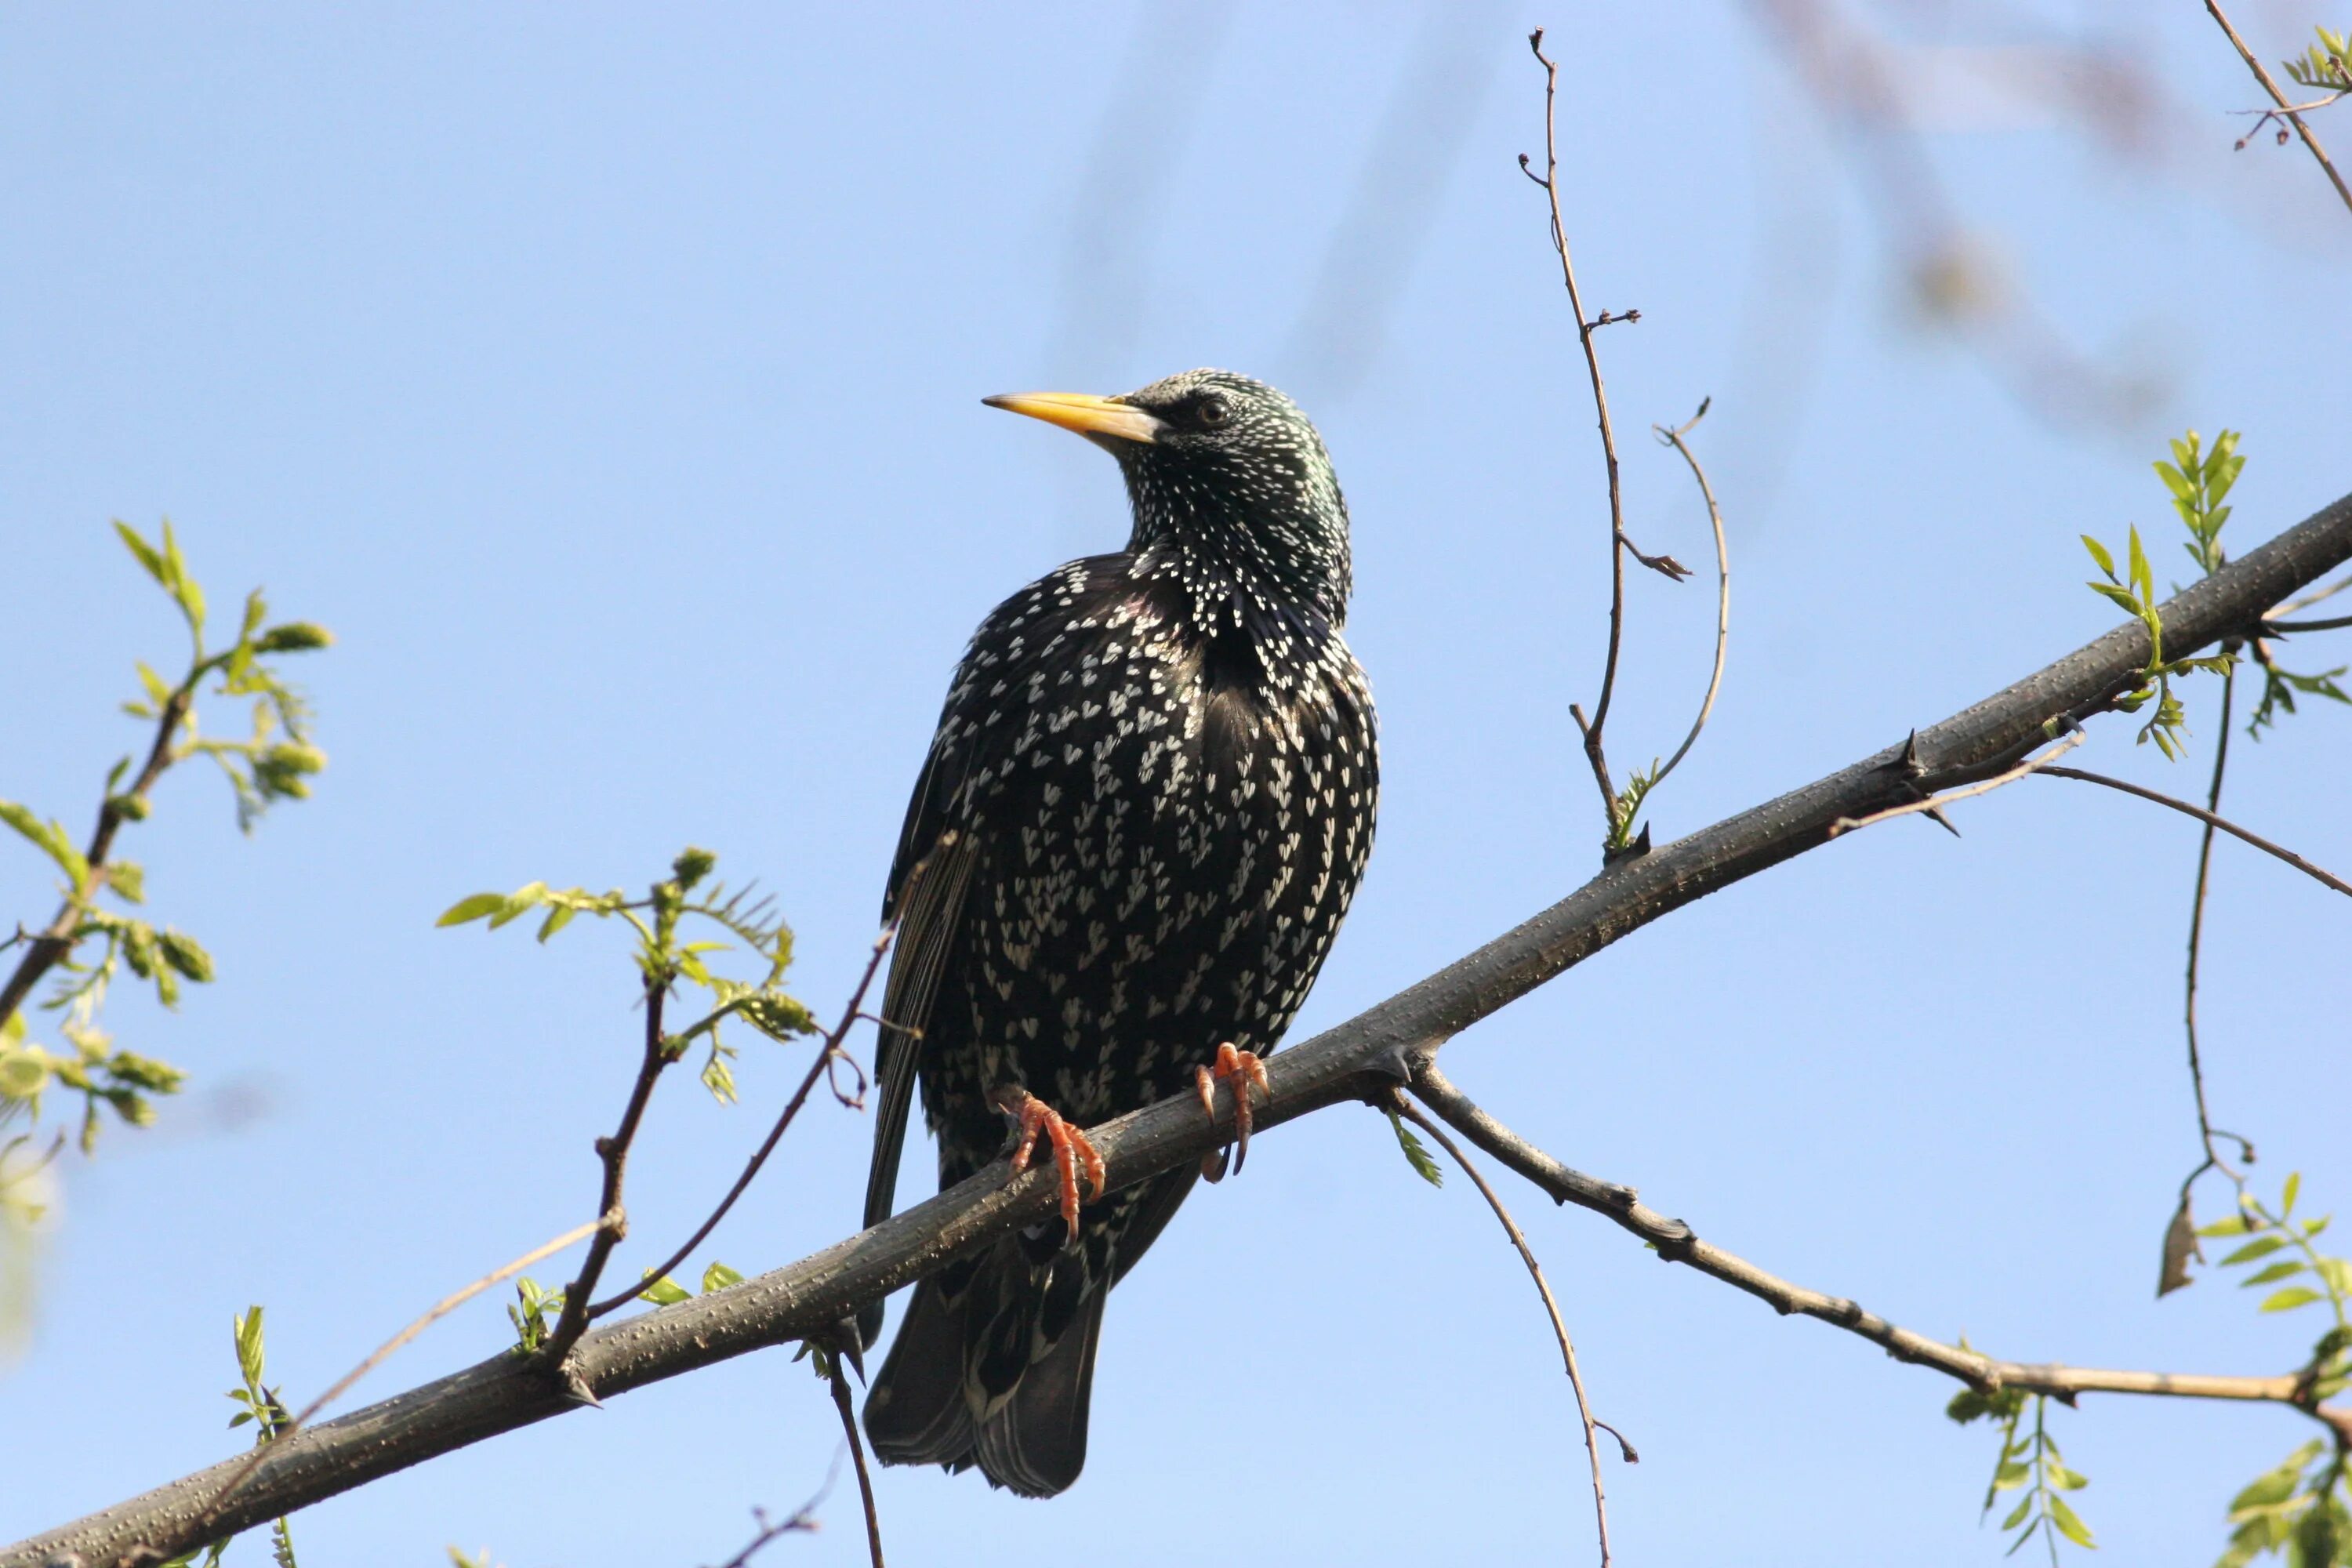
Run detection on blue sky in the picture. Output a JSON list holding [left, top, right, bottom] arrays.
[[5, 5, 2350, 1564]]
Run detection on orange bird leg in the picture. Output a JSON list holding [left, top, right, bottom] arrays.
[[989, 1086, 1105, 1240], [1192, 1042, 1270, 1182]]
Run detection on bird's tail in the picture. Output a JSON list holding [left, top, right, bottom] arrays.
[[863, 1236, 1103, 1499]]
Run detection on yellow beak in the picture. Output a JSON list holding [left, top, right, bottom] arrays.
[[982, 390, 1163, 445]]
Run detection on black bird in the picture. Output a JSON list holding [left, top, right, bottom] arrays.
[[859, 368, 1377, 1497]]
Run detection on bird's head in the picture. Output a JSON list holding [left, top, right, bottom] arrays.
[[985, 368, 1352, 622]]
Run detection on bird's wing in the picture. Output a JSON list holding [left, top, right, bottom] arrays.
[[862, 749, 978, 1240]]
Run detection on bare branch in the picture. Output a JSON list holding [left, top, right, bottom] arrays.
[[825, 1356, 886, 1568], [2206, 0, 2352, 216], [1391, 1091, 1614, 1568], [12, 485, 2352, 1568], [2037, 766, 2352, 898], [2266, 611, 2352, 634], [1647, 399, 1731, 794], [1407, 1064, 2352, 1441], [196, 1220, 600, 1531], [2180, 667, 2256, 1190], [2276, 573, 2352, 615], [590, 918, 901, 1321], [544, 967, 673, 1362], [1525, 27, 1637, 825]]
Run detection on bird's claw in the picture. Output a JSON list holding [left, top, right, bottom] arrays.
[[991, 1086, 1105, 1240], [1194, 1042, 1269, 1183]]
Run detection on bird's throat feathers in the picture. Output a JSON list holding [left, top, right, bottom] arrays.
[[1118, 459, 1353, 628]]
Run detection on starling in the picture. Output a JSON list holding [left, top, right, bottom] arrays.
[[858, 368, 1377, 1497]]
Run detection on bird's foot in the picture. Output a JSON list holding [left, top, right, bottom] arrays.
[[990, 1085, 1106, 1240], [1193, 1042, 1269, 1183]]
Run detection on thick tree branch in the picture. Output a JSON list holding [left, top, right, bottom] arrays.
[[1407, 1065, 2352, 1442], [13, 485, 2352, 1568]]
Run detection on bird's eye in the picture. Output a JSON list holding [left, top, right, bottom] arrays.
[[1196, 395, 1232, 428]]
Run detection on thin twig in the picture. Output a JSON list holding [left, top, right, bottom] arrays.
[[2206, 0, 2352, 216], [826, 1356, 887, 1568], [2180, 667, 2255, 1183], [1648, 399, 1731, 793], [1828, 727, 2084, 837], [547, 969, 672, 1359], [196, 1218, 599, 1532], [2265, 612, 2352, 634], [1525, 27, 1639, 824], [2038, 765, 2352, 897], [710, 1457, 840, 1568], [1407, 1063, 2352, 1444], [591, 920, 901, 1320], [1392, 1091, 1615, 1568], [2276, 572, 2352, 615]]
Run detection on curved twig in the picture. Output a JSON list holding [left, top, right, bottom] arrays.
[[2038, 765, 2352, 897], [1649, 399, 1731, 793], [196, 1218, 599, 1530], [1391, 1090, 1614, 1567]]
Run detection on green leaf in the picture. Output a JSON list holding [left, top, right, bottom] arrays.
[[700, 1261, 744, 1293], [2087, 581, 2142, 613], [234, 1305, 267, 1385], [485, 882, 548, 930], [2000, 1494, 2035, 1530], [2221, 1235, 2288, 1265], [637, 1273, 691, 1306], [2046, 1493, 2095, 1548], [114, 519, 171, 586], [135, 661, 173, 709], [2239, 1260, 2308, 1288], [2259, 1286, 2325, 1312], [2127, 524, 2152, 601], [1383, 1108, 1444, 1188], [157, 931, 215, 984], [0, 1050, 51, 1098], [159, 518, 206, 637], [2081, 534, 2118, 578], [2198, 1213, 2256, 1238], [2282, 1172, 2301, 1217], [2050, 1462, 2089, 1491], [2230, 1445, 2322, 1515], [0, 800, 91, 889], [254, 622, 332, 654], [107, 859, 147, 905], [436, 893, 508, 927], [537, 905, 575, 943]]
